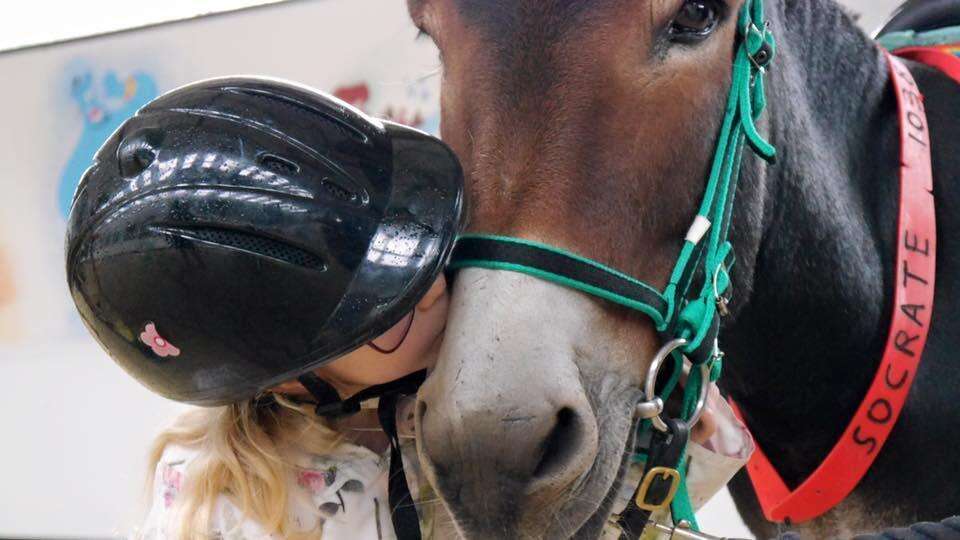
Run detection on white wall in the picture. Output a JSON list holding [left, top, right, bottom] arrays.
[[0, 0, 912, 538], [846, 0, 905, 34], [0, 2, 440, 536], [0, 1, 282, 52]]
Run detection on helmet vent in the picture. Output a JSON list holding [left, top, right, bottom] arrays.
[[118, 140, 158, 178], [156, 226, 326, 270], [319, 177, 358, 203], [257, 153, 300, 175]]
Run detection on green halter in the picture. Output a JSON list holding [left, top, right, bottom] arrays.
[[450, 0, 775, 364], [449, 0, 776, 533]]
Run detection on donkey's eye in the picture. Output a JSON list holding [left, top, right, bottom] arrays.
[[670, 0, 721, 41]]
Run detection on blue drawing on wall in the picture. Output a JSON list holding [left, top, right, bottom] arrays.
[[58, 69, 158, 217], [410, 83, 441, 136]]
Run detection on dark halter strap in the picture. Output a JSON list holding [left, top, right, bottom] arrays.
[[451, 235, 670, 326], [617, 418, 690, 539], [449, 235, 729, 366]]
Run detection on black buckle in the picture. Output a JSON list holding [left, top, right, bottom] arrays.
[[305, 369, 427, 418], [746, 22, 774, 70], [750, 40, 774, 70], [314, 399, 360, 418]]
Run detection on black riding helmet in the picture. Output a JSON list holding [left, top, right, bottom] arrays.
[[66, 76, 464, 407]]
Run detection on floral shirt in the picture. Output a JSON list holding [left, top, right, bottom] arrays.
[[137, 440, 443, 540]]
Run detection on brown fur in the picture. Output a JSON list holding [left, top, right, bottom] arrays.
[[409, 0, 744, 355]]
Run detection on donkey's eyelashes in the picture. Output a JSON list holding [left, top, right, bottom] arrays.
[[668, 0, 727, 44]]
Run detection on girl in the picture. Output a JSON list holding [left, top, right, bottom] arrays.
[[65, 77, 463, 539], [137, 277, 451, 540]]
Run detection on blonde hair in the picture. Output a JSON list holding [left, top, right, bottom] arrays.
[[140, 395, 343, 540]]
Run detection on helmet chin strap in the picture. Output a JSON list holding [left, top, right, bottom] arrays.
[[296, 372, 346, 416], [297, 370, 426, 540], [296, 369, 427, 417], [378, 391, 423, 540]]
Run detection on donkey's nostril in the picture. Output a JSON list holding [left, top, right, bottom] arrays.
[[532, 406, 584, 480]]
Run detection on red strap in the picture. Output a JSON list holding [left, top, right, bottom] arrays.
[[730, 50, 937, 524], [894, 46, 960, 86]]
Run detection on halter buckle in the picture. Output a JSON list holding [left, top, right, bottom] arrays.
[[634, 466, 681, 512], [712, 262, 731, 317], [746, 21, 775, 72], [716, 296, 730, 318]]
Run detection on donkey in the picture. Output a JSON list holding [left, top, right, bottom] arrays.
[[406, 0, 960, 538]]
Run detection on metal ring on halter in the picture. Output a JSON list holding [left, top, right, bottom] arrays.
[[643, 338, 712, 433], [635, 396, 664, 420], [685, 361, 713, 430]]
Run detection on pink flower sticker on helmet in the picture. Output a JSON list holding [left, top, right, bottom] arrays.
[[140, 323, 181, 357]]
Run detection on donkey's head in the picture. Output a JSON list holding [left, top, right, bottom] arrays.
[[409, 1, 771, 536]]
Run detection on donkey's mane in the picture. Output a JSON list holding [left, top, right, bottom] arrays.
[[740, 0, 891, 309], [723, 2, 960, 534], [724, 0, 897, 486]]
